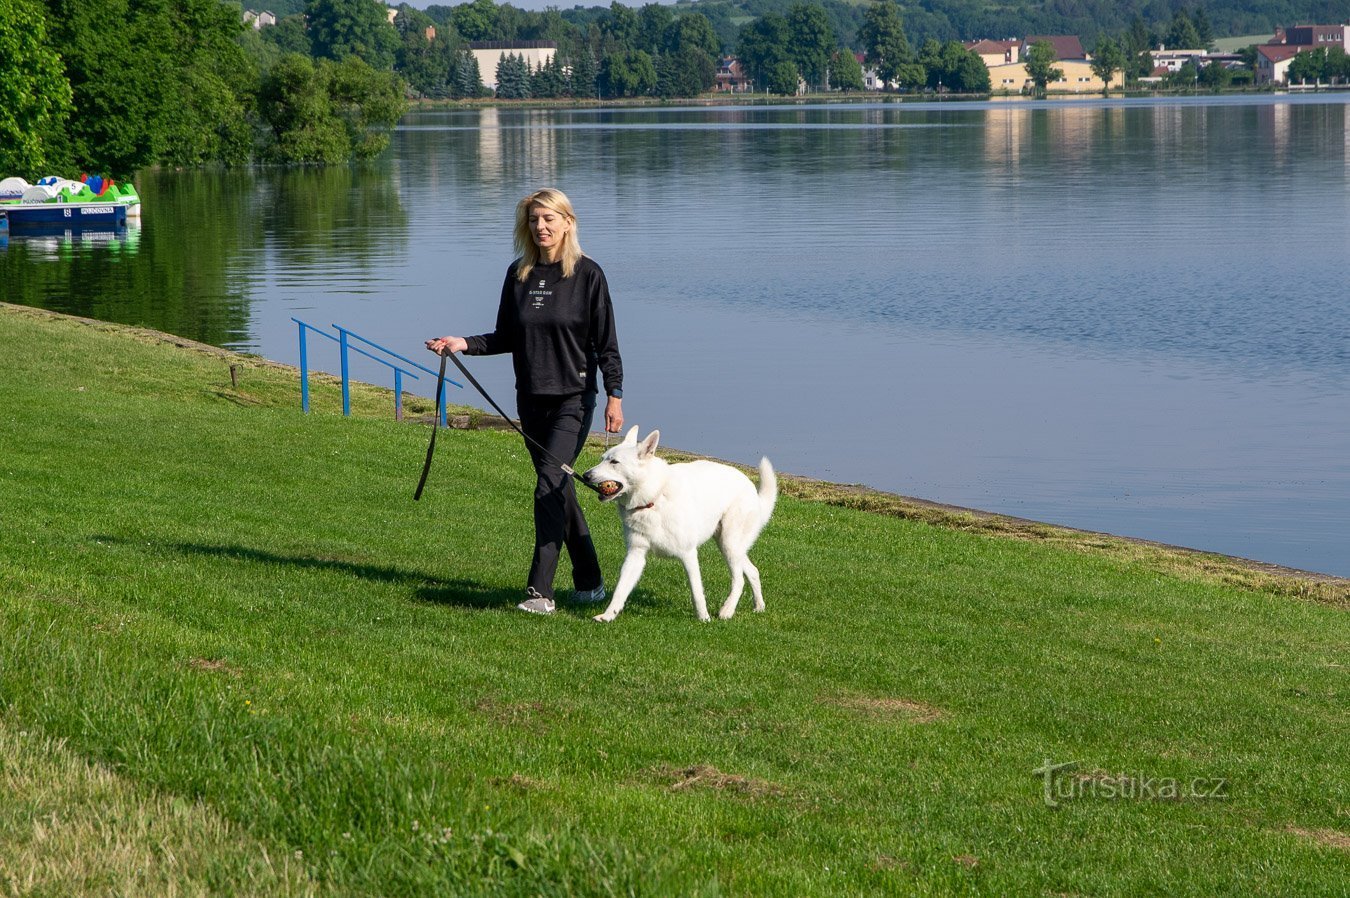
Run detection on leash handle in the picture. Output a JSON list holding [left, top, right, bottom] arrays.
[[444, 351, 602, 494], [413, 353, 447, 500]]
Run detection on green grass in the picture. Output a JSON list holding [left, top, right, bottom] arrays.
[[1, 303, 1346, 896]]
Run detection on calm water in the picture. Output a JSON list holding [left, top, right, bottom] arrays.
[[5, 95, 1349, 577]]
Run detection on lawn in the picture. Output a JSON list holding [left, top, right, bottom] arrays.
[[0, 303, 1345, 896]]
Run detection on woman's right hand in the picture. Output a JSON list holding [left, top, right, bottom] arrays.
[[425, 336, 468, 356]]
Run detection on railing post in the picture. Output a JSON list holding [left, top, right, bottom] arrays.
[[394, 369, 404, 421], [298, 323, 310, 413], [338, 328, 351, 416]]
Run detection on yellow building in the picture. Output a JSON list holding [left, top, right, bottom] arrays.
[[987, 59, 1123, 93]]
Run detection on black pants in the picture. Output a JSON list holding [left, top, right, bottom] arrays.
[[516, 392, 602, 599]]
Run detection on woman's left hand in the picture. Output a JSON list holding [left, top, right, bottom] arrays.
[[605, 396, 623, 433]]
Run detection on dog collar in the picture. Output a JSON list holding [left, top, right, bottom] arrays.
[[631, 502, 655, 511]]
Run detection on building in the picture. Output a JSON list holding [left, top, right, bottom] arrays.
[[242, 9, 276, 29], [1274, 24, 1348, 48], [715, 57, 751, 93], [1254, 23, 1349, 84], [964, 39, 1021, 68], [983, 35, 1122, 93], [467, 41, 557, 92], [1150, 48, 1209, 72], [1255, 44, 1313, 84]]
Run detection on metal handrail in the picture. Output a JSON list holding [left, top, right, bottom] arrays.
[[292, 318, 458, 423]]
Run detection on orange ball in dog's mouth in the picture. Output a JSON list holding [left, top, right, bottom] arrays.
[[598, 480, 622, 498]]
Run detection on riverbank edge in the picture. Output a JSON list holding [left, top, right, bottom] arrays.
[[406, 84, 1309, 113], [8, 301, 1345, 607]]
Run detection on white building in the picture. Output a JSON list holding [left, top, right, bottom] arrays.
[[468, 41, 557, 92]]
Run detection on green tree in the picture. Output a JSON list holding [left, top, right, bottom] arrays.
[[858, 0, 912, 90], [495, 52, 531, 99], [569, 47, 599, 99], [264, 14, 312, 55], [452, 48, 485, 98], [598, 48, 655, 97], [830, 48, 865, 92], [155, 0, 255, 167], [451, 0, 496, 42], [395, 7, 455, 97], [42, 0, 172, 176], [325, 55, 407, 158], [766, 59, 800, 96], [786, 3, 835, 90], [258, 53, 350, 164], [307, 0, 400, 70], [1166, 11, 1202, 50], [1023, 40, 1063, 96], [667, 13, 719, 58], [1090, 36, 1126, 93], [736, 13, 790, 91], [1287, 49, 1325, 84], [1198, 60, 1232, 90], [0, 0, 73, 178]]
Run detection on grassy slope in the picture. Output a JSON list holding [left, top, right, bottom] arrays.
[[0, 303, 1346, 896]]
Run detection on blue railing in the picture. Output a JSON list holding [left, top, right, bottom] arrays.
[[292, 318, 463, 424]]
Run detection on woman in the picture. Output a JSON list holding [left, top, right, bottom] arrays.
[[426, 188, 623, 615]]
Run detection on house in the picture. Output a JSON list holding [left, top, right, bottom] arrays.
[[1150, 48, 1209, 72], [1274, 24, 1348, 48], [983, 35, 1122, 93], [1256, 44, 1313, 84], [242, 9, 276, 29], [715, 57, 751, 93], [964, 39, 1021, 68], [467, 41, 557, 91]]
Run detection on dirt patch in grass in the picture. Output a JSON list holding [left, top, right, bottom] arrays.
[[490, 773, 550, 792], [657, 764, 785, 798], [471, 696, 569, 731], [1286, 825, 1350, 851], [187, 658, 241, 676], [825, 694, 947, 724]]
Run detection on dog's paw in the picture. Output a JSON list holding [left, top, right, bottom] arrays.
[[718, 607, 736, 620], [593, 612, 616, 623]]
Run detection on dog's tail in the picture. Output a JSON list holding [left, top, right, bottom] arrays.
[[757, 457, 778, 528]]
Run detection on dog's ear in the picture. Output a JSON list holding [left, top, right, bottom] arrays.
[[639, 429, 660, 458], [622, 425, 639, 446]]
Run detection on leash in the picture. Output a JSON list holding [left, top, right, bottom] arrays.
[[436, 350, 602, 494], [413, 353, 448, 501]]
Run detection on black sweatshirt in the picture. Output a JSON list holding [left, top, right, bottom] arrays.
[[464, 256, 623, 398]]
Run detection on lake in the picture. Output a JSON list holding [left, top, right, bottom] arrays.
[[5, 95, 1348, 577]]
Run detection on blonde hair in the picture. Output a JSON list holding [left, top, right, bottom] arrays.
[[514, 188, 583, 282]]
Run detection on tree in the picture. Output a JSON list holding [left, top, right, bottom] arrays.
[[787, 3, 835, 90], [307, 0, 401, 70], [766, 60, 800, 96], [859, 0, 913, 90], [1023, 40, 1063, 96], [830, 49, 865, 92], [42, 0, 174, 176], [1090, 36, 1126, 92], [325, 55, 407, 159], [1165, 11, 1202, 51], [1198, 60, 1233, 90], [569, 47, 599, 100], [258, 53, 350, 164], [451, 0, 496, 42], [0, 0, 73, 178], [736, 13, 791, 91], [598, 49, 655, 98], [495, 52, 532, 99], [452, 48, 485, 98], [667, 13, 718, 59]]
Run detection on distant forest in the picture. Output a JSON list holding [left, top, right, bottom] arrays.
[[333, 0, 1347, 49]]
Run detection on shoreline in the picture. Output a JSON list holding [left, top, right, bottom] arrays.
[[8, 300, 1345, 605]]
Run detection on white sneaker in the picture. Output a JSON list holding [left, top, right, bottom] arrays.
[[517, 587, 555, 615], [570, 584, 606, 605]]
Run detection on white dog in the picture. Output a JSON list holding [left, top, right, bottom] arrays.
[[582, 427, 777, 622]]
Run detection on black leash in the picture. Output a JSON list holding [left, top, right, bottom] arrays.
[[413, 353, 448, 501], [416, 350, 601, 497]]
